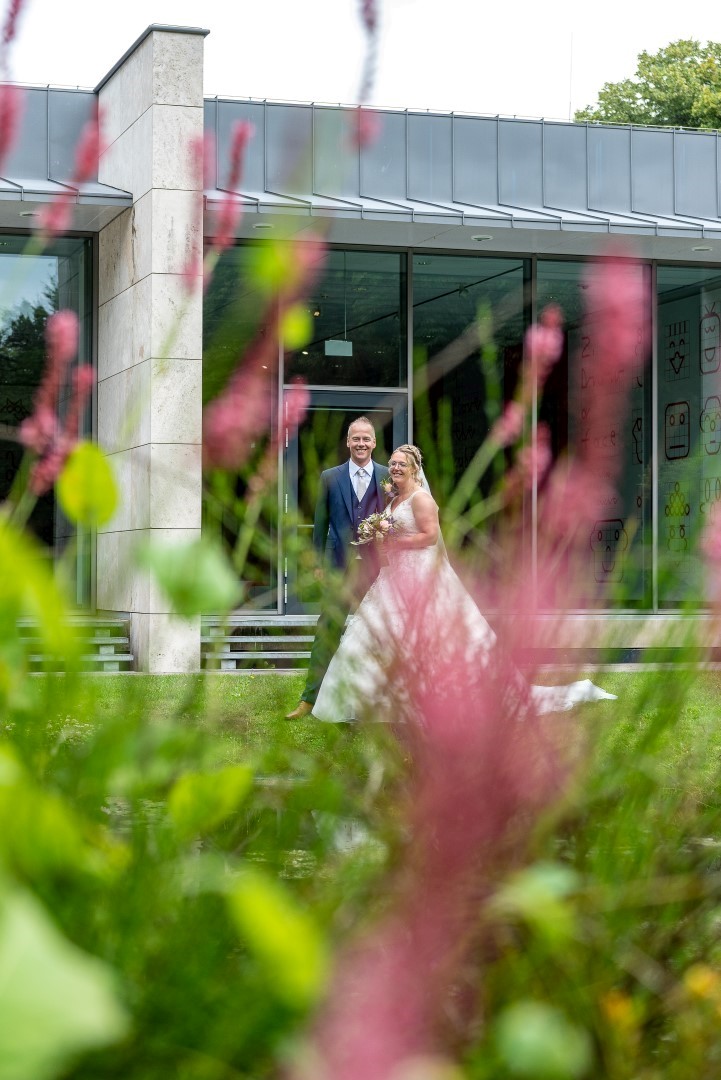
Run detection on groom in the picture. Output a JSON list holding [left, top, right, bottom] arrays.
[[285, 416, 390, 719]]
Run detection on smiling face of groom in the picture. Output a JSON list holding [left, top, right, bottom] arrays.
[[346, 419, 376, 468]]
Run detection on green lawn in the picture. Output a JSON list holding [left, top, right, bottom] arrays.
[[11, 667, 721, 1079]]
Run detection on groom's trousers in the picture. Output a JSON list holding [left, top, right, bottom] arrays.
[[300, 553, 380, 706]]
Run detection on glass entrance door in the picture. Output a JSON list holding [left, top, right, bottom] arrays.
[[283, 389, 407, 614]]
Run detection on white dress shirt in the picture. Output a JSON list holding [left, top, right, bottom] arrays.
[[349, 459, 374, 501]]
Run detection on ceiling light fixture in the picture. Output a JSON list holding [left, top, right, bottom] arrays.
[[693, 244, 712, 252], [253, 222, 273, 230], [471, 234, 493, 242]]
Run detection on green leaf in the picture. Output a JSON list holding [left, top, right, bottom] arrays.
[[491, 862, 580, 945], [0, 746, 127, 880], [0, 520, 79, 688], [227, 867, 328, 1008], [168, 764, 254, 839], [57, 442, 118, 527], [0, 884, 128, 1080], [281, 304, 313, 349], [139, 538, 243, 617], [495, 1001, 592, 1080]]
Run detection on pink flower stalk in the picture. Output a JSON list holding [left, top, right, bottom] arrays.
[[540, 461, 616, 544], [701, 504, 721, 608], [19, 310, 79, 455], [356, 0, 379, 113], [518, 423, 552, 487], [359, 0, 378, 34], [504, 421, 552, 499], [187, 132, 209, 190], [37, 106, 105, 239], [520, 303, 564, 403], [18, 310, 90, 496], [0, 82, 22, 170], [489, 399, 525, 449], [211, 121, 254, 253], [203, 237, 326, 470], [284, 377, 310, 434], [1, 0, 24, 49], [578, 253, 647, 481], [27, 364, 93, 496], [296, 577, 567, 1080], [349, 107, 381, 150]]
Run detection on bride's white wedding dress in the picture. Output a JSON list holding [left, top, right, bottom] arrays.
[[312, 491, 616, 724]]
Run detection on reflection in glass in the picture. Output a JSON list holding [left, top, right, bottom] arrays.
[[203, 245, 278, 610], [537, 260, 651, 608], [0, 237, 92, 605], [285, 400, 399, 614], [286, 250, 407, 387], [656, 265, 721, 605], [412, 254, 527, 501]]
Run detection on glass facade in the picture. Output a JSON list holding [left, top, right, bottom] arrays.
[[0, 235, 92, 604], [288, 250, 407, 388], [203, 245, 279, 610], [412, 254, 527, 502], [538, 260, 652, 607], [203, 243, 721, 616], [656, 265, 721, 605]]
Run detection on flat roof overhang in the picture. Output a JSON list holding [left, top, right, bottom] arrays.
[[0, 179, 132, 231], [204, 193, 721, 262]]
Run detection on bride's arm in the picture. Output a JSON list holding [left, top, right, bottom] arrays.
[[394, 490, 439, 549]]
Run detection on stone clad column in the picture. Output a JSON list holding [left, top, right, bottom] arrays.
[[95, 25, 207, 671]]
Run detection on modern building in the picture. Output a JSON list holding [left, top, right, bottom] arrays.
[[2, 23, 721, 670]]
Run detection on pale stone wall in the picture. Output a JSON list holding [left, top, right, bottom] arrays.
[[96, 27, 206, 672]]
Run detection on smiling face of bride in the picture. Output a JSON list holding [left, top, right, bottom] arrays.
[[388, 449, 420, 496]]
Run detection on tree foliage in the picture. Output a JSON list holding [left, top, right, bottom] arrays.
[[575, 39, 721, 129]]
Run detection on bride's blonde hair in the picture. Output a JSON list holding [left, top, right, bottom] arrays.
[[392, 443, 423, 482]]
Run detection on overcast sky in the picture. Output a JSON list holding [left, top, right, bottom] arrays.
[[7, 0, 721, 121]]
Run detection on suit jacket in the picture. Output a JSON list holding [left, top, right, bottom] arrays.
[[313, 460, 390, 571]]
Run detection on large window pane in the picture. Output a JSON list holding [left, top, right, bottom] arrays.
[[656, 265, 721, 606], [412, 254, 527, 503], [286, 250, 407, 387], [0, 236, 92, 604], [537, 260, 652, 608], [203, 245, 279, 611]]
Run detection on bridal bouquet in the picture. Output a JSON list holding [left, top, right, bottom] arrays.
[[351, 508, 405, 545]]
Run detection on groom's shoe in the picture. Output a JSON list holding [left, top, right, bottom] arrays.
[[285, 701, 313, 720]]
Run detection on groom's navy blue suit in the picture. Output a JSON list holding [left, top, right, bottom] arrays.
[[300, 459, 389, 706]]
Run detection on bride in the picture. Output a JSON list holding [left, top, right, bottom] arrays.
[[311, 443, 615, 724]]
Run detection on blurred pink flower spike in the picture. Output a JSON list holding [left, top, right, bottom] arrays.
[[297, 584, 566, 1080], [211, 121, 254, 253], [0, 82, 22, 171], [19, 311, 79, 456], [1, 0, 25, 50], [349, 107, 381, 150], [489, 399, 525, 449], [18, 310, 93, 496], [37, 104, 105, 239], [27, 364, 94, 497], [203, 236, 325, 470], [701, 503, 721, 608], [521, 303, 564, 403], [284, 378, 310, 437], [359, 0, 378, 34]]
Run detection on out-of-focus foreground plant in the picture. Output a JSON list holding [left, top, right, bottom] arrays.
[[2, 3, 721, 1080]]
